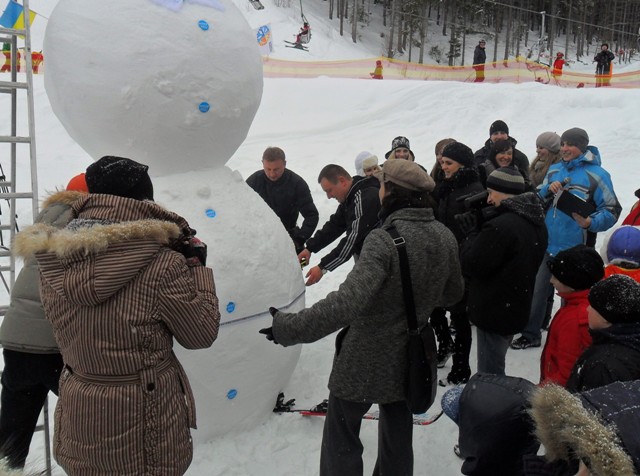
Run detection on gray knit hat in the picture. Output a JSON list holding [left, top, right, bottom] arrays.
[[486, 167, 525, 195], [536, 132, 561, 154], [560, 128, 589, 153]]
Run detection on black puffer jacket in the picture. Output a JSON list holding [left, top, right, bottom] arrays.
[[566, 323, 640, 393], [462, 192, 548, 335], [457, 373, 539, 476], [306, 176, 380, 271], [435, 167, 485, 244]]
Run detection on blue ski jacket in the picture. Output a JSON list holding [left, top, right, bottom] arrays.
[[538, 146, 621, 256]]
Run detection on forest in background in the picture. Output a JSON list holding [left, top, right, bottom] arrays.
[[289, 0, 640, 66]]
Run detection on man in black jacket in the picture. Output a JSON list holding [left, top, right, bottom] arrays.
[[298, 164, 380, 286], [461, 167, 547, 375], [246, 147, 319, 253], [594, 43, 615, 87], [474, 120, 530, 180], [472, 39, 486, 82]]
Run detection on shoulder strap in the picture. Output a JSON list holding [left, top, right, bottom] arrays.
[[385, 225, 418, 332]]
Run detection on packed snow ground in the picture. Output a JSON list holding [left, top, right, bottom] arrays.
[[4, 0, 640, 475]]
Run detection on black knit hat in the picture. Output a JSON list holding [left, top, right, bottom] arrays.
[[588, 274, 640, 324], [560, 128, 589, 153], [86, 156, 154, 201], [547, 245, 604, 291], [490, 120, 509, 136], [442, 142, 475, 168], [385, 136, 414, 159], [486, 167, 524, 195]]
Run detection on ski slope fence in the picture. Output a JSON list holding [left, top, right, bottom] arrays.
[[262, 56, 640, 89], [5, 52, 640, 88]]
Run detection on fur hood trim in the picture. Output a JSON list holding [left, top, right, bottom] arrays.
[[41, 190, 87, 210], [530, 384, 636, 476], [14, 219, 181, 259]]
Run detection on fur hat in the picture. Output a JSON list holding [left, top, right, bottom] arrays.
[[530, 381, 640, 476], [442, 142, 475, 168], [66, 173, 89, 193], [374, 159, 435, 192], [361, 155, 379, 171], [560, 128, 589, 153], [486, 167, 524, 195], [605, 226, 640, 268], [536, 132, 561, 154], [489, 120, 509, 136], [385, 136, 414, 160], [547, 245, 604, 291], [85, 156, 154, 201], [588, 274, 640, 324], [354, 150, 374, 176]]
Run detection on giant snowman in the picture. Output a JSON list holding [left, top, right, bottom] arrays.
[[44, 0, 304, 441]]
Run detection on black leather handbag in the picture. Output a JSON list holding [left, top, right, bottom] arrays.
[[386, 225, 438, 414]]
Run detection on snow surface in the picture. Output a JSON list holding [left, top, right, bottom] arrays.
[[3, 0, 640, 474]]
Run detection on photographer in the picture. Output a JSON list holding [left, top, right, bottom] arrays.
[[16, 156, 220, 475], [460, 168, 547, 375]]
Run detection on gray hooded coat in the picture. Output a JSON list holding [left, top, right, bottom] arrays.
[[273, 207, 463, 403]]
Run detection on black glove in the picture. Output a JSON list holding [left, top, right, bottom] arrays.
[[259, 307, 281, 344], [455, 211, 479, 236], [259, 327, 278, 344], [179, 236, 207, 266]]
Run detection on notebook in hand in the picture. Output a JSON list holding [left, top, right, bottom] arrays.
[[555, 190, 596, 219]]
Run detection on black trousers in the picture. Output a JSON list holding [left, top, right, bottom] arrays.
[[0, 349, 63, 469], [320, 393, 413, 476]]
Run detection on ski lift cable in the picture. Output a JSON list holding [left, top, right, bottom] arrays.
[[299, 0, 307, 24], [480, 0, 634, 37], [386, 2, 634, 38]]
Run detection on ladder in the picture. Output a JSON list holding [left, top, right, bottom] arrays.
[[0, 0, 39, 298], [0, 2, 49, 475]]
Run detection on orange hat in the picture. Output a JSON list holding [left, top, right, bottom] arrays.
[[66, 173, 89, 192]]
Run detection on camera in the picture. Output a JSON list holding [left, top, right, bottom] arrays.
[[458, 190, 500, 223]]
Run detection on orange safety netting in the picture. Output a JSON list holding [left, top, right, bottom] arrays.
[[4, 54, 637, 88], [262, 56, 640, 89]]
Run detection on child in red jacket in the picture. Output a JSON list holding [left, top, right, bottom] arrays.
[[539, 245, 604, 386]]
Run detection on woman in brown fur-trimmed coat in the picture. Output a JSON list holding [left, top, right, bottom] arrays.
[[14, 157, 220, 476]]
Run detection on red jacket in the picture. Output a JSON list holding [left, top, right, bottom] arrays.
[[540, 289, 592, 386], [622, 201, 640, 225], [604, 264, 640, 281]]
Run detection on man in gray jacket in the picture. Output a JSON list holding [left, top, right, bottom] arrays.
[[0, 177, 87, 469], [262, 160, 463, 476]]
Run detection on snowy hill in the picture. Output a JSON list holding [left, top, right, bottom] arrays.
[[5, 1, 640, 475]]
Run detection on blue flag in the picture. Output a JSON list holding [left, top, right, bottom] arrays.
[[0, 0, 35, 29]]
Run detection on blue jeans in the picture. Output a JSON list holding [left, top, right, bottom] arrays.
[[476, 328, 513, 375], [520, 253, 553, 343]]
